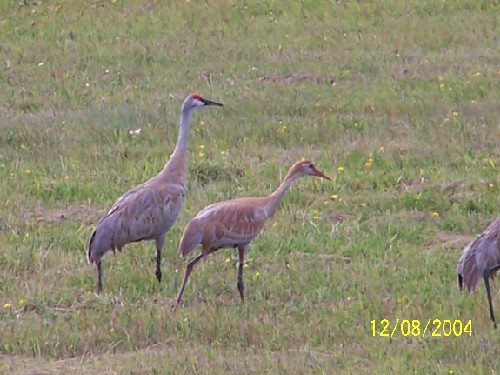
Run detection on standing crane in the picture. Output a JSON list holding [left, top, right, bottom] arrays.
[[87, 93, 223, 292], [172, 160, 330, 306], [457, 217, 500, 328]]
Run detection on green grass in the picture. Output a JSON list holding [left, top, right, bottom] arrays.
[[1, 0, 499, 373]]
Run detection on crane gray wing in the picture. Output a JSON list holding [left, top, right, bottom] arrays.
[[200, 202, 267, 245], [98, 183, 185, 246]]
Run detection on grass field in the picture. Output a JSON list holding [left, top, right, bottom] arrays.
[[0, 0, 499, 373]]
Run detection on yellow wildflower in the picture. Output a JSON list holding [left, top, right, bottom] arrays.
[[18, 298, 25, 306], [397, 295, 409, 304], [330, 194, 338, 201], [3, 303, 12, 309], [432, 212, 439, 218], [337, 166, 344, 172], [253, 271, 260, 280], [474, 72, 481, 77], [224, 257, 231, 264]]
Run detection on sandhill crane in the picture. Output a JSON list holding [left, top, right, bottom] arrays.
[[457, 217, 500, 328], [172, 160, 330, 306], [87, 93, 223, 292]]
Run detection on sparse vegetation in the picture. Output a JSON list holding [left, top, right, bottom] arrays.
[[0, 0, 499, 373]]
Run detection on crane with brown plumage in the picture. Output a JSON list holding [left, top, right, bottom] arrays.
[[172, 160, 330, 307], [87, 93, 223, 293], [457, 217, 500, 328]]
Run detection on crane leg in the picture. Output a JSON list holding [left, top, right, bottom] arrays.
[[97, 261, 103, 293], [173, 253, 204, 307], [483, 263, 500, 329], [237, 245, 246, 302], [155, 236, 165, 283]]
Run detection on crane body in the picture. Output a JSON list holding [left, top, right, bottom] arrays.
[[457, 217, 500, 328], [87, 94, 223, 292], [173, 160, 330, 306]]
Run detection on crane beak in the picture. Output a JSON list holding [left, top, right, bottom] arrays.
[[202, 98, 223, 107], [313, 167, 330, 180]]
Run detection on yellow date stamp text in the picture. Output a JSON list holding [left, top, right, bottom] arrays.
[[371, 319, 472, 338]]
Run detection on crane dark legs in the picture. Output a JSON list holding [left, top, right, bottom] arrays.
[[155, 236, 165, 283], [173, 244, 249, 308], [483, 263, 500, 329], [173, 253, 204, 307], [237, 245, 245, 302], [97, 261, 103, 293], [156, 254, 162, 282]]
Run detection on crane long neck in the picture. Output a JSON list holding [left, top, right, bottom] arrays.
[[162, 106, 192, 185], [263, 170, 299, 217]]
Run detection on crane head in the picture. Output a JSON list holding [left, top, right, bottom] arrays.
[[292, 160, 331, 180], [184, 93, 223, 110]]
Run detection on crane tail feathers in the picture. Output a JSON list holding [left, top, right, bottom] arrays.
[[87, 229, 98, 265], [457, 218, 500, 292], [457, 237, 485, 292]]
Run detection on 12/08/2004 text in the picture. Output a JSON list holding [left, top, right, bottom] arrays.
[[371, 319, 472, 338]]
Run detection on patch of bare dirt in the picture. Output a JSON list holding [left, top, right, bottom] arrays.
[[399, 176, 427, 193], [439, 179, 478, 203], [260, 73, 335, 85], [429, 231, 473, 252], [25, 204, 104, 225], [323, 211, 347, 224], [440, 179, 467, 193]]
